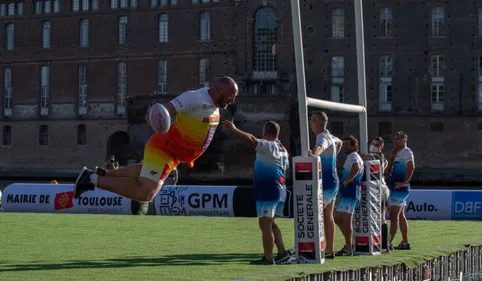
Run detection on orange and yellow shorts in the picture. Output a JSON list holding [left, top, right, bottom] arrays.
[[140, 134, 180, 184]]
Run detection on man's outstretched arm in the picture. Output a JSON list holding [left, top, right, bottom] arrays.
[[222, 120, 258, 149]]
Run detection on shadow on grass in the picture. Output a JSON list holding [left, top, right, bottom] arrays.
[[0, 253, 260, 272]]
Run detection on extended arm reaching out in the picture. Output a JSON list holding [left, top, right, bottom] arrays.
[[222, 120, 258, 149]]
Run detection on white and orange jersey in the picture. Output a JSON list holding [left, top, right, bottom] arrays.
[[149, 88, 220, 167]]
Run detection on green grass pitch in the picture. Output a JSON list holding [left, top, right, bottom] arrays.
[[1, 213, 481, 281]]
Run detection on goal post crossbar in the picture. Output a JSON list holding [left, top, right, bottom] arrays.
[[290, 0, 369, 156], [307, 98, 366, 114]]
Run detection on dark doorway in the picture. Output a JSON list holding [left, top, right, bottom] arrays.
[[107, 131, 129, 166]]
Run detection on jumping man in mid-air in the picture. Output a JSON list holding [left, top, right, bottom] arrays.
[[73, 77, 238, 203]]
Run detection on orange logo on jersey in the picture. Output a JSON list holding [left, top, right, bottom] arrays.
[[203, 116, 220, 123]]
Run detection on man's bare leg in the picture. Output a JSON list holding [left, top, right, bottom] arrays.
[[104, 164, 142, 180], [272, 222, 287, 254], [97, 177, 160, 202], [324, 200, 336, 255]]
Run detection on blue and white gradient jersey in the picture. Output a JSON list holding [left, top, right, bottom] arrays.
[[340, 152, 364, 200], [316, 130, 341, 191], [253, 139, 289, 202], [388, 147, 414, 192]]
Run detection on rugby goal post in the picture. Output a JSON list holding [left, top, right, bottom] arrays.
[[290, 0, 382, 264], [290, 0, 368, 155]]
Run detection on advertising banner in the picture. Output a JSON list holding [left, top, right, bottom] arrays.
[[292, 156, 324, 264], [153, 185, 236, 217], [354, 160, 382, 256], [451, 191, 482, 220], [2, 183, 132, 215], [401, 190, 453, 220]]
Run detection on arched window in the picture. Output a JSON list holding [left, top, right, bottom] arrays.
[[253, 8, 277, 73]]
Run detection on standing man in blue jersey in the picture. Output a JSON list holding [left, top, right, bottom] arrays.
[[335, 135, 364, 256], [223, 120, 291, 265], [386, 131, 415, 250], [307, 112, 343, 259]]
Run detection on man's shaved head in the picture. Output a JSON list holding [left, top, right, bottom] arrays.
[[210, 76, 239, 110]]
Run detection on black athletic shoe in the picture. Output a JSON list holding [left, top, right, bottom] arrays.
[[335, 246, 353, 257], [274, 251, 291, 264], [325, 253, 335, 260], [94, 166, 106, 176], [250, 256, 275, 265], [287, 248, 296, 257], [393, 242, 411, 250], [74, 167, 95, 199]]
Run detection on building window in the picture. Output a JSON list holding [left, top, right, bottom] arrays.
[[199, 58, 209, 87], [112, 0, 136, 8], [117, 62, 127, 113], [2, 125, 11, 146], [6, 24, 14, 51], [151, 0, 176, 6], [200, 12, 210, 41], [78, 64, 88, 114], [80, 19, 89, 47], [378, 121, 392, 144], [157, 60, 167, 94], [73, 0, 97, 11], [77, 124, 87, 145], [331, 56, 344, 77], [7, 3, 14, 15], [40, 65, 50, 112], [431, 7, 445, 37], [35, 1, 42, 14], [36, 0, 59, 14], [430, 122, 444, 133], [332, 8, 345, 38], [42, 22, 51, 49], [44, 0, 51, 13], [54, 0, 60, 12], [192, 0, 219, 3], [431, 55, 445, 77], [253, 7, 277, 78], [159, 14, 168, 43], [379, 55, 393, 77], [17, 3, 23, 15], [39, 125, 49, 146], [4, 68, 12, 116], [379, 55, 393, 111], [331, 56, 344, 102], [118, 16, 128, 45], [431, 83, 444, 111], [379, 83, 392, 108], [380, 7, 392, 37], [330, 85, 344, 103], [330, 121, 344, 137]]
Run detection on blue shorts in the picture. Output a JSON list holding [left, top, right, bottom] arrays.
[[388, 190, 410, 207], [256, 200, 285, 218], [323, 187, 339, 205], [336, 197, 359, 214]]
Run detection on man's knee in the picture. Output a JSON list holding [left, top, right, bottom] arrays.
[[136, 177, 161, 202], [259, 217, 274, 230]]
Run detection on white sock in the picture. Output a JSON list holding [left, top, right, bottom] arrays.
[[89, 174, 98, 186]]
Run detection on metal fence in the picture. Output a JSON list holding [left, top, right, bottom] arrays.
[[286, 246, 482, 281]]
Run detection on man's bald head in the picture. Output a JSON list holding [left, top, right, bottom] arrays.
[[209, 76, 238, 110]]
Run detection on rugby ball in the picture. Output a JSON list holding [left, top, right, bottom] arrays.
[[148, 103, 171, 135]]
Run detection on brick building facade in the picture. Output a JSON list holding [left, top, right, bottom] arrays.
[[1, 0, 482, 182]]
